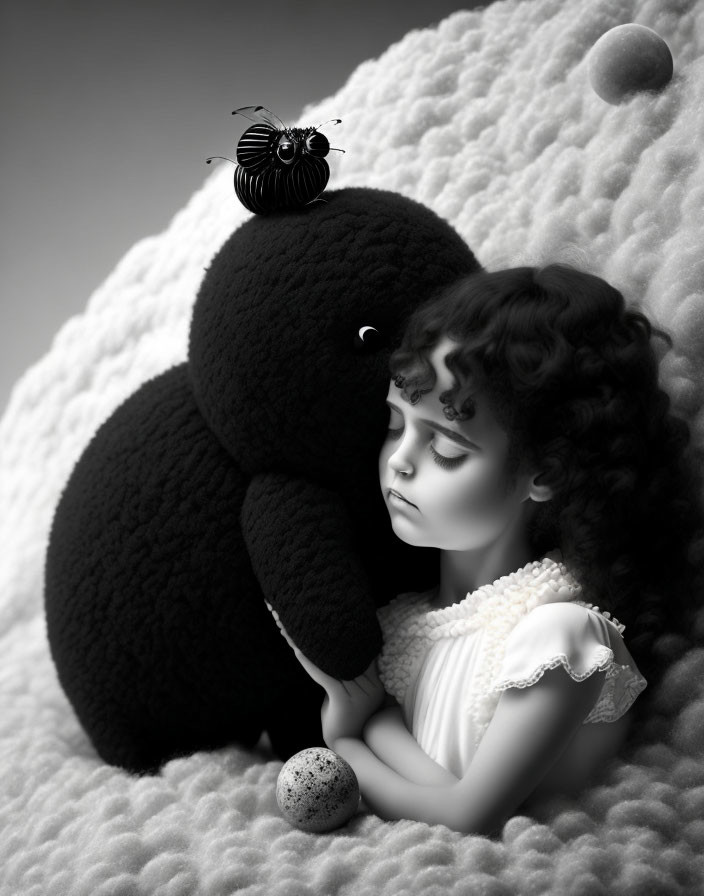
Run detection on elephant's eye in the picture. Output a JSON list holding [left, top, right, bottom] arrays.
[[353, 325, 384, 353]]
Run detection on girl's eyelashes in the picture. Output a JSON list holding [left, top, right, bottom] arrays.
[[429, 443, 468, 470], [385, 407, 469, 469]]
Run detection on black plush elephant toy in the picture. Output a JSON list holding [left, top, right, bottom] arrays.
[[45, 187, 480, 773]]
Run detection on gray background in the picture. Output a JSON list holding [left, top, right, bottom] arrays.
[[0, 0, 488, 416]]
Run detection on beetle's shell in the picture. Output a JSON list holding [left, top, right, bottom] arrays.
[[285, 155, 330, 205], [236, 123, 277, 171], [234, 164, 283, 214], [234, 154, 330, 214]]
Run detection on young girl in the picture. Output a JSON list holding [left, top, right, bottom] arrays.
[[286, 264, 703, 835]]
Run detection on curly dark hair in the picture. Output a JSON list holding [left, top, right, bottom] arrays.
[[389, 264, 704, 700]]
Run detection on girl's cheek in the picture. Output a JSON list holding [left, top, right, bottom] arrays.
[[448, 463, 509, 518]]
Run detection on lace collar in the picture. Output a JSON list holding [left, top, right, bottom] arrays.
[[379, 551, 589, 645], [427, 550, 581, 626]]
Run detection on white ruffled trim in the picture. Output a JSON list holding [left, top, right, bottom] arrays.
[[491, 649, 647, 724], [492, 645, 615, 690]]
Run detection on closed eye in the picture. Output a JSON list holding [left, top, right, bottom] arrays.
[[429, 442, 468, 470], [386, 405, 470, 469], [430, 433, 469, 460]]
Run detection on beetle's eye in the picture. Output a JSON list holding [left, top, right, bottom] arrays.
[[353, 325, 385, 353], [305, 132, 329, 157], [277, 140, 296, 163]]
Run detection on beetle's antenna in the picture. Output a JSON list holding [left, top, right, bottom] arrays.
[[315, 118, 342, 130], [233, 105, 286, 129], [329, 148, 345, 154], [206, 156, 237, 166]]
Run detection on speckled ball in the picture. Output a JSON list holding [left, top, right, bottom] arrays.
[[588, 24, 673, 105], [276, 748, 360, 833]]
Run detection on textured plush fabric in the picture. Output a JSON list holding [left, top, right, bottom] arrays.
[[43, 188, 477, 772], [2, 0, 704, 893]]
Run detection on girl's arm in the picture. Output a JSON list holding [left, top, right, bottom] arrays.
[[363, 705, 458, 787], [281, 638, 457, 786], [332, 666, 605, 834]]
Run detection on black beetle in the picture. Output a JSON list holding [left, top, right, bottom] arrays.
[[207, 105, 344, 214]]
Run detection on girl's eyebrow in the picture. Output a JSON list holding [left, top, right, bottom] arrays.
[[386, 400, 480, 450]]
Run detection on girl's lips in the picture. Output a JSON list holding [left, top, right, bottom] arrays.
[[388, 488, 418, 509]]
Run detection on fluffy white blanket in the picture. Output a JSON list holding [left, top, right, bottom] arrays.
[[2, 0, 704, 893]]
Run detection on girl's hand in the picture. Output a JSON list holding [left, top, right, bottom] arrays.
[[267, 603, 387, 745], [295, 650, 387, 747]]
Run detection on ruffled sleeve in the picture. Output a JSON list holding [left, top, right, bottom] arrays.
[[491, 602, 647, 724]]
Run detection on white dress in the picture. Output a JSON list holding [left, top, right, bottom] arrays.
[[377, 552, 647, 779]]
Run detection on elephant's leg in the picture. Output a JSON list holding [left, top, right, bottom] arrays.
[[45, 364, 289, 771]]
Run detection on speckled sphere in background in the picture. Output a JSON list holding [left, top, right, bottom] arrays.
[[276, 748, 360, 833], [588, 24, 673, 105]]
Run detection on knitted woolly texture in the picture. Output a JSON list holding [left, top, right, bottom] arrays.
[[378, 553, 644, 752]]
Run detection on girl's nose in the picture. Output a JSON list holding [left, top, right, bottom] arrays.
[[388, 446, 415, 477]]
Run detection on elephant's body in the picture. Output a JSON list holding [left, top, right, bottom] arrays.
[[45, 189, 479, 772], [46, 364, 324, 770]]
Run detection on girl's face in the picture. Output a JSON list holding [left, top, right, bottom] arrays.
[[378, 338, 538, 552]]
